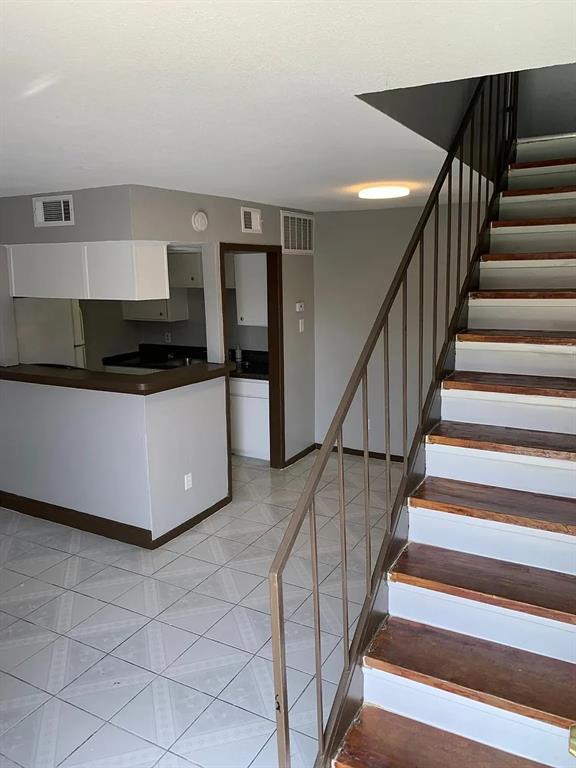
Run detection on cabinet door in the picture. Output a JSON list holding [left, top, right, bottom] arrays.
[[87, 242, 169, 300], [234, 252, 267, 326], [122, 288, 189, 322], [168, 251, 203, 288], [230, 381, 270, 460], [9, 243, 88, 299]]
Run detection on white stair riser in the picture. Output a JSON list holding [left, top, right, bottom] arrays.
[[425, 443, 576, 497], [468, 298, 576, 331], [388, 581, 575, 662], [490, 228, 576, 253], [408, 505, 576, 574], [441, 389, 576, 433], [515, 134, 576, 163], [498, 194, 576, 220], [480, 261, 576, 289], [455, 341, 576, 377], [507, 166, 576, 190], [363, 666, 570, 767]]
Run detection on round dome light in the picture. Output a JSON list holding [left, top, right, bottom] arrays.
[[358, 185, 410, 200]]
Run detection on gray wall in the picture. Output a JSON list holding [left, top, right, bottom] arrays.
[[0, 186, 133, 244], [314, 202, 462, 456], [128, 185, 283, 245], [283, 252, 315, 460], [517, 63, 576, 138], [0, 247, 18, 365]]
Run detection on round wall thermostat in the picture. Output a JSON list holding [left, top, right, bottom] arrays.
[[191, 210, 208, 232]]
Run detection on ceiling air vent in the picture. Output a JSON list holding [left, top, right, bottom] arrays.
[[241, 206, 262, 234], [32, 195, 75, 227], [281, 210, 314, 254]]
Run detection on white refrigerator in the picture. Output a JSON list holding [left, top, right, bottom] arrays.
[[13, 298, 86, 368]]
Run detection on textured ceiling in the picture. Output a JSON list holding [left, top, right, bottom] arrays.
[[1, 0, 574, 210]]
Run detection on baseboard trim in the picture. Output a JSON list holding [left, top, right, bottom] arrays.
[[0, 491, 232, 550], [150, 495, 232, 549], [314, 443, 404, 463], [281, 443, 316, 468]]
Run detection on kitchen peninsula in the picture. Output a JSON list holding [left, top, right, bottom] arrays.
[[0, 361, 231, 547]]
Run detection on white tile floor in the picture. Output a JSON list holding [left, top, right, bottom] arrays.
[[0, 451, 402, 768]]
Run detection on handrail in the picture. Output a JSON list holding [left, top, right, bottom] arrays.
[[269, 71, 519, 768]]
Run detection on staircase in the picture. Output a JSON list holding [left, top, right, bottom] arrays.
[[334, 133, 576, 767]]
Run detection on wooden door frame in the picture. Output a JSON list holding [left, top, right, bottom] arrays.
[[219, 243, 285, 468]]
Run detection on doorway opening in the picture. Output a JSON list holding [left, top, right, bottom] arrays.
[[219, 243, 284, 468]]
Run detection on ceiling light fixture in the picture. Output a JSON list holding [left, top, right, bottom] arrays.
[[358, 185, 410, 200]]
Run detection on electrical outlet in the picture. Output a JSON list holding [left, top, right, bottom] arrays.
[[164, 331, 172, 343], [184, 472, 192, 491], [295, 302, 304, 313]]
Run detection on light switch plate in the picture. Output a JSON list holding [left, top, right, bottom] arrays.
[[184, 473, 192, 491], [298, 318, 305, 333]]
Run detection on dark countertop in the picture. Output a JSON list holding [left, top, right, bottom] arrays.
[[230, 370, 269, 381], [103, 344, 269, 381], [0, 363, 232, 395]]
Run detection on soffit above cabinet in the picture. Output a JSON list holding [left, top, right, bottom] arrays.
[[7, 240, 170, 301]]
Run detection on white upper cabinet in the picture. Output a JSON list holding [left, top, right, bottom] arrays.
[[168, 250, 203, 288], [8, 243, 89, 299], [8, 241, 170, 301], [234, 252, 268, 326], [122, 289, 189, 322], [87, 241, 169, 300]]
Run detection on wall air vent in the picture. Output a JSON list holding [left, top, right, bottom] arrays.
[[32, 195, 75, 227], [241, 206, 262, 234], [281, 210, 314, 254]]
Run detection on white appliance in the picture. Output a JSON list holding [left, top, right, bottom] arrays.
[[13, 298, 86, 367]]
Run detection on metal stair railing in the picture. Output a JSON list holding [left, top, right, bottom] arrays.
[[269, 71, 519, 768]]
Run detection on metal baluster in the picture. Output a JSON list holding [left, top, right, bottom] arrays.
[[485, 77, 493, 208], [494, 75, 501, 179], [445, 164, 452, 335], [432, 202, 439, 369], [402, 277, 408, 472], [361, 373, 371, 593], [476, 88, 484, 235], [270, 575, 290, 768], [308, 499, 325, 750], [383, 322, 391, 531], [418, 238, 424, 423], [456, 145, 464, 294], [467, 116, 474, 265], [337, 430, 350, 659]]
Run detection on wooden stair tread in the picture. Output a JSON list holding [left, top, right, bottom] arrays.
[[502, 185, 576, 197], [391, 543, 576, 623], [410, 476, 576, 535], [426, 421, 576, 461], [335, 705, 546, 768], [510, 157, 576, 170], [491, 216, 576, 228], [365, 618, 576, 728], [456, 328, 576, 345], [442, 370, 576, 398], [469, 289, 576, 299], [482, 251, 576, 261]]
